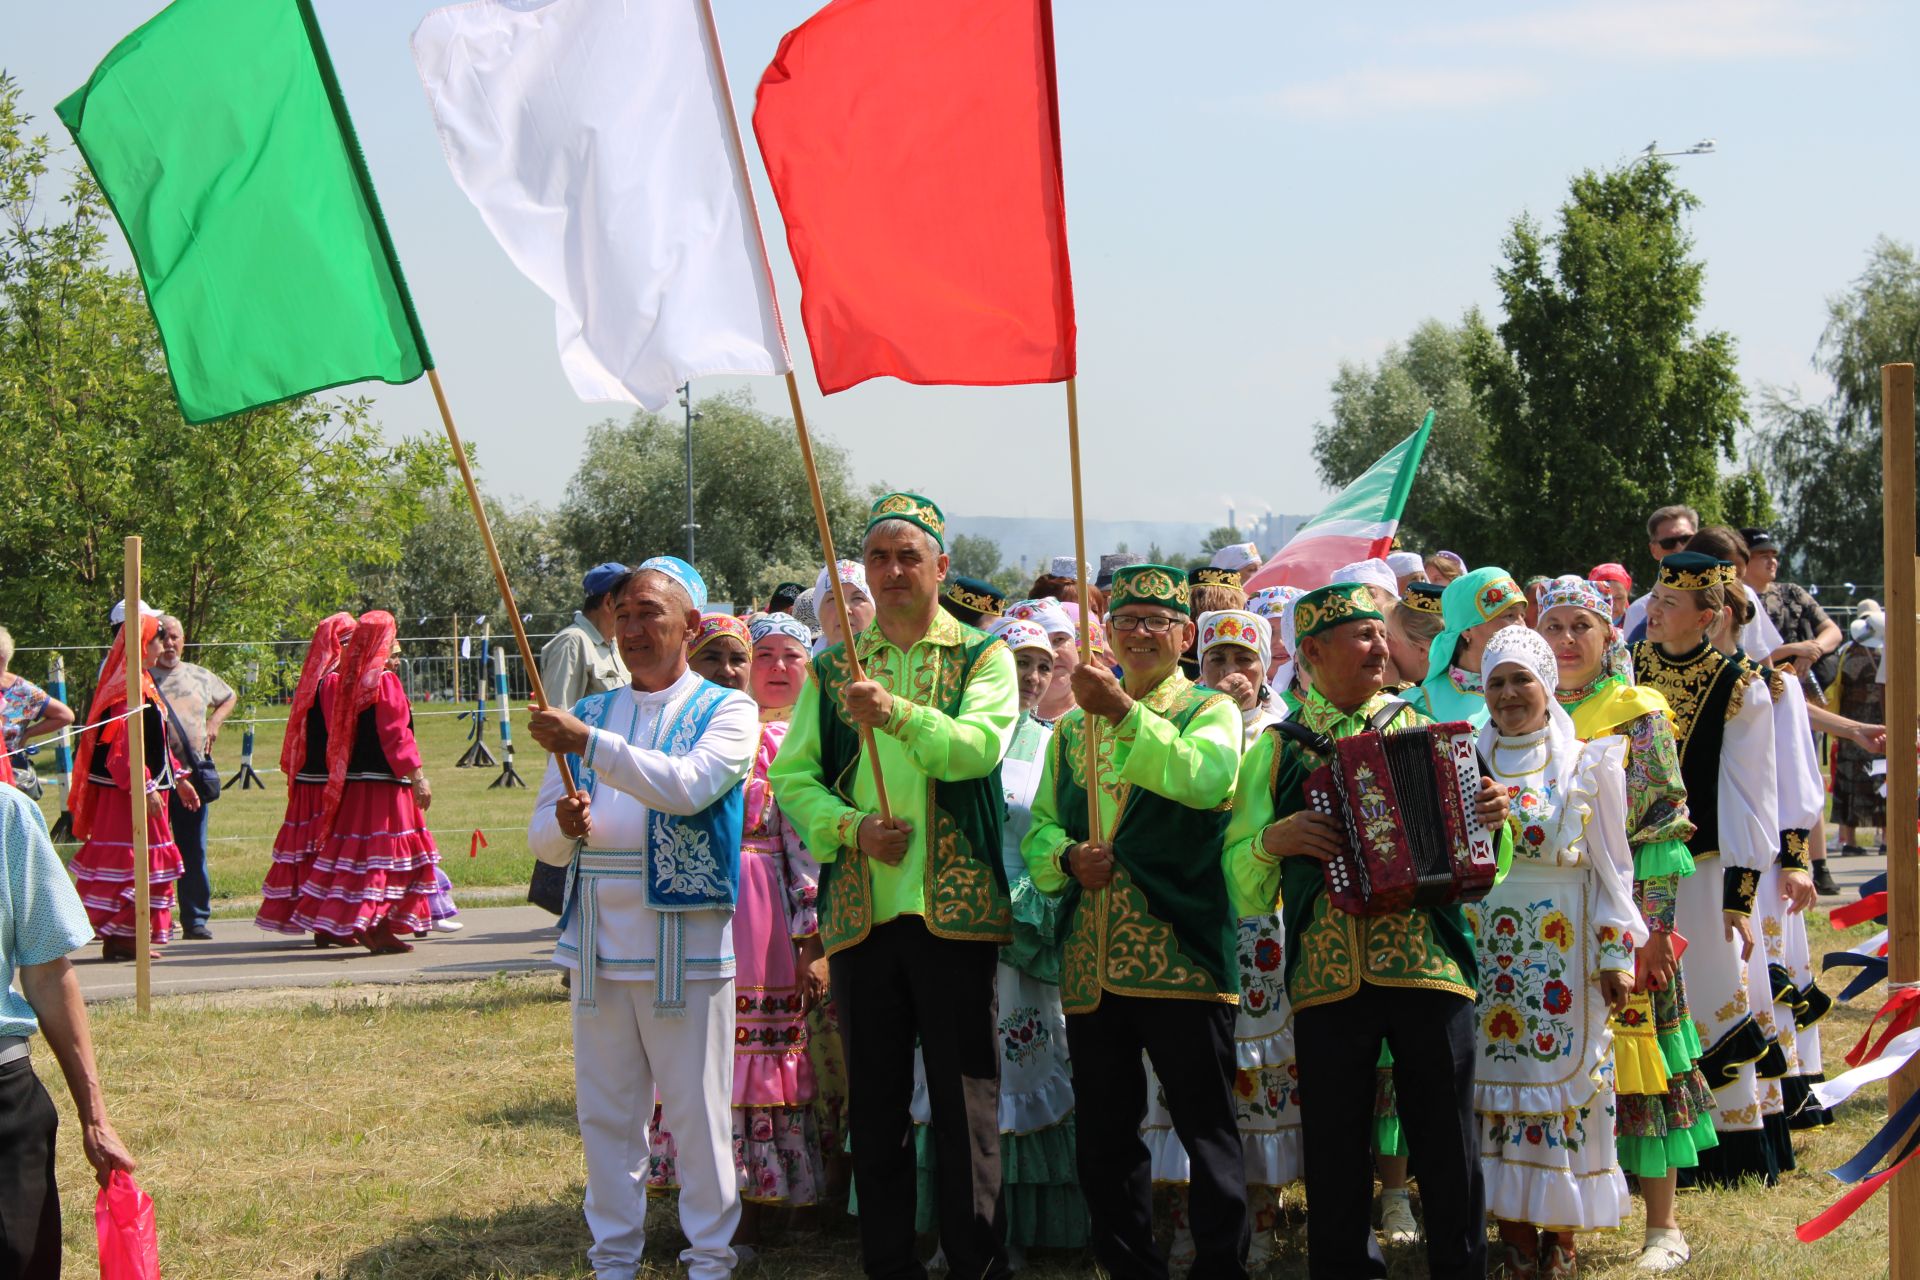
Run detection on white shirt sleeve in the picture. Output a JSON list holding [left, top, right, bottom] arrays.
[[1717, 672, 1778, 871], [1583, 736, 1650, 963], [1623, 593, 1650, 638], [1769, 669, 1826, 832], [527, 752, 576, 867], [1741, 586, 1786, 662], [586, 690, 758, 816]]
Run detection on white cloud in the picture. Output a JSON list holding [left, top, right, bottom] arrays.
[[1408, 0, 1843, 61], [1260, 68, 1547, 120]]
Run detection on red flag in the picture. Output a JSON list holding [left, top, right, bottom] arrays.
[[753, 0, 1075, 394]]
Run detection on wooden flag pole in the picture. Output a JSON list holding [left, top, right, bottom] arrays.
[[123, 537, 151, 1016], [690, 0, 891, 821], [782, 371, 893, 822], [1065, 379, 1102, 846], [427, 369, 578, 799], [1880, 362, 1919, 1280]]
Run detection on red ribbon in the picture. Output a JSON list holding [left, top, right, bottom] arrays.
[[1847, 986, 1920, 1069], [1797, 1144, 1920, 1242], [1830, 891, 1890, 930], [469, 828, 489, 858]]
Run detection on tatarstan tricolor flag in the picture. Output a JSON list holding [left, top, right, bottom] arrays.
[[752, 0, 1075, 394], [57, 0, 429, 424], [1243, 412, 1434, 593]]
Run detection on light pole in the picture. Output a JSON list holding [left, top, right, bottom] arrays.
[[678, 382, 702, 563], [1637, 138, 1716, 163]]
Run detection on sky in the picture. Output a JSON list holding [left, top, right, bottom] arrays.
[[11, 0, 1911, 529]]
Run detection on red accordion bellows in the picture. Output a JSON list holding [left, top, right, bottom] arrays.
[[1305, 720, 1498, 917]]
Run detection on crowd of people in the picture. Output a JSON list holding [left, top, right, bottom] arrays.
[[0, 491, 1896, 1279]]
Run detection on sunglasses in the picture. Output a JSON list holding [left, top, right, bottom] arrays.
[[1654, 534, 1691, 551]]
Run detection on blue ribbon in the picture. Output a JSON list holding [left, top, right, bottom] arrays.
[[1829, 1086, 1920, 1184], [1823, 951, 1892, 1003]]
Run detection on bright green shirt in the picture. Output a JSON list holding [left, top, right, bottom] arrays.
[[1022, 670, 1257, 916], [770, 609, 1018, 929]]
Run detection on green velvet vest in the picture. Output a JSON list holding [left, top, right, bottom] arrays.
[[1053, 684, 1238, 1014], [811, 630, 1011, 956]]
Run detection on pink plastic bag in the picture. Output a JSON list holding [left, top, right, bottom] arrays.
[[95, 1170, 160, 1280]]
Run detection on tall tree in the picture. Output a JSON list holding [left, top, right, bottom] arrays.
[[1467, 160, 1745, 575], [559, 390, 873, 604], [1755, 236, 1920, 587], [0, 77, 438, 678], [948, 534, 1003, 580], [1314, 314, 1498, 558]]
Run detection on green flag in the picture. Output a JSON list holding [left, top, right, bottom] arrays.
[[57, 0, 430, 423]]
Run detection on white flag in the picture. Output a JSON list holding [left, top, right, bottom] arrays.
[[412, 0, 789, 410]]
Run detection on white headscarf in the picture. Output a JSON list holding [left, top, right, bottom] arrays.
[[1477, 625, 1578, 764], [1330, 558, 1401, 599], [814, 559, 869, 609]]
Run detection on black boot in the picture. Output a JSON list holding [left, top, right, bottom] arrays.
[[1813, 863, 1841, 897]]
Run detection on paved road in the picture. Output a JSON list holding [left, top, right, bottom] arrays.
[[74, 905, 559, 1002], [69, 849, 1891, 1003]]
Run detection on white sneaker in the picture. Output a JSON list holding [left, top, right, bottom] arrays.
[[925, 1245, 949, 1273], [433, 919, 464, 933], [1635, 1227, 1690, 1272], [1378, 1189, 1419, 1245]]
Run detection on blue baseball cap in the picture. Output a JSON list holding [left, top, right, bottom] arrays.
[[582, 562, 628, 597]]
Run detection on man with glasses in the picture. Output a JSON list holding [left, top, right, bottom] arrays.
[[1023, 563, 1254, 1279], [1622, 503, 1699, 643]]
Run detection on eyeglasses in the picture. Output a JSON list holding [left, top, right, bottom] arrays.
[[1108, 614, 1180, 635], [1654, 534, 1691, 552]]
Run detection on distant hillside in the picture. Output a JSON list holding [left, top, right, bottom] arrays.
[[946, 513, 1309, 575]]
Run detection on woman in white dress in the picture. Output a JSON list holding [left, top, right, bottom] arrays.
[[1471, 627, 1645, 1279]]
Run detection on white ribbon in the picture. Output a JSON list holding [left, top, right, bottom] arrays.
[[1812, 1027, 1920, 1110]]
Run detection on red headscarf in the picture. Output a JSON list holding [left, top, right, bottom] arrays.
[[280, 612, 357, 777], [317, 610, 399, 839], [69, 612, 162, 840]]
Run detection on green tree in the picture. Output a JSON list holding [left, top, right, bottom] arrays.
[[948, 533, 1003, 580], [0, 77, 438, 683], [559, 391, 872, 604], [1755, 236, 1920, 586], [1467, 160, 1745, 575], [1715, 463, 1777, 532], [1314, 314, 1498, 557]]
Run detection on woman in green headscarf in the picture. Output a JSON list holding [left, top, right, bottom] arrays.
[[1408, 566, 1528, 725]]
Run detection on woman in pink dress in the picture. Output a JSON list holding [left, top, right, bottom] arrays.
[[290, 611, 440, 954], [652, 613, 827, 1245], [69, 612, 198, 958], [255, 612, 355, 937]]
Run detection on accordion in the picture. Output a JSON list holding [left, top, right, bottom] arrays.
[[1287, 714, 1499, 917]]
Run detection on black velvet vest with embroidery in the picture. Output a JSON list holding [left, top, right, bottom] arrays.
[[1630, 639, 1742, 858]]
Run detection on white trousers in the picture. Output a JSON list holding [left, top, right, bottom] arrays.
[[573, 977, 738, 1280]]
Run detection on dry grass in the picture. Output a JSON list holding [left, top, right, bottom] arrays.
[[36, 908, 1905, 1277], [32, 708, 545, 912]]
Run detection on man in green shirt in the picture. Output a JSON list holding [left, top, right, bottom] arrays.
[[1022, 564, 1253, 1280], [770, 492, 1019, 1280], [1224, 583, 1510, 1280]]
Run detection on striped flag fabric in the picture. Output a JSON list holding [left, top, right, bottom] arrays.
[[1242, 412, 1434, 593]]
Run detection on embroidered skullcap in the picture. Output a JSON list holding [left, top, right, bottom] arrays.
[[769, 581, 806, 607], [1536, 575, 1611, 623], [1588, 562, 1632, 588], [1330, 558, 1400, 599], [814, 559, 870, 611], [636, 556, 707, 610], [1481, 624, 1559, 690], [689, 612, 750, 659], [1047, 555, 1090, 580], [990, 618, 1053, 655], [790, 588, 820, 634], [1656, 551, 1733, 593], [1209, 542, 1261, 572], [1108, 564, 1193, 616], [1386, 551, 1425, 578], [1403, 581, 1444, 618], [1291, 583, 1382, 641], [1198, 610, 1272, 668], [750, 612, 811, 648], [867, 491, 945, 549], [1192, 566, 1244, 589], [1003, 596, 1074, 639], [942, 575, 1006, 617], [1247, 585, 1302, 622]]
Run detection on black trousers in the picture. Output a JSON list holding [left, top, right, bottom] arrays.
[[0, 1058, 63, 1280], [1065, 994, 1248, 1280], [1294, 984, 1485, 1280], [169, 792, 210, 928], [829, 917, 1009, 1280]]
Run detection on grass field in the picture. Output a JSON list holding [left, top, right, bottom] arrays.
[[34, 911, 1907, 1278], [28, 703, 546, 913]]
